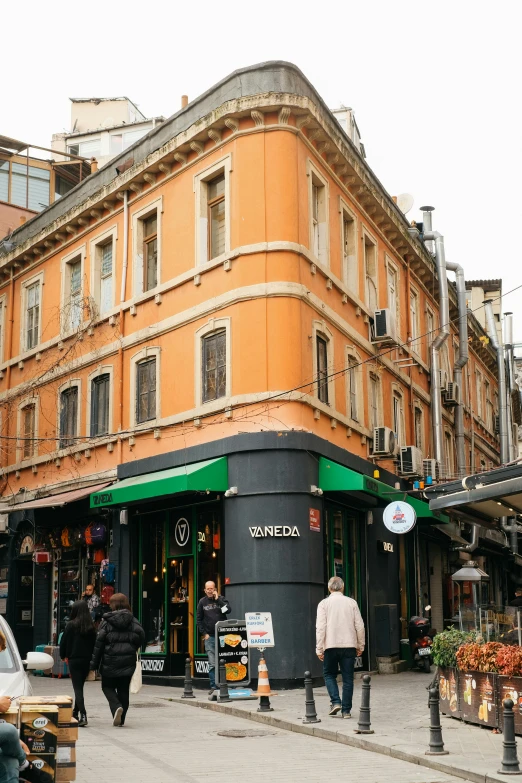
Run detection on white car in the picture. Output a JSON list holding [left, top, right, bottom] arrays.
[[0, 615, 54, 699]]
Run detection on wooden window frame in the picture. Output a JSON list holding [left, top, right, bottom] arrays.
[[59, 385, 79, 449], [136, 357, 157, 424], [207, 174, 226, 261], [202, 330, 227, 404], [90, 373, 111, 437], [143, 213, 158, 293]]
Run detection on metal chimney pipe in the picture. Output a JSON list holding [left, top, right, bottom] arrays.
[[485, 299, 509, 464], [446, 261, 469, 477], [420, 206, 435, 254], [424, 227, 450, 475]]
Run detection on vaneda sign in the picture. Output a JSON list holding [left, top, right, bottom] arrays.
[[249, 525, 300, 538]]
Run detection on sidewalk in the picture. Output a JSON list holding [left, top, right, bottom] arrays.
[[163, 670, 514, 783]]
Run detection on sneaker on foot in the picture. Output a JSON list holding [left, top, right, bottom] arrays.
[[113, 706, 123, 726], [208, 688, 215, 695], [328, 704, 341, 716], [20, 761, 53, 783], [342, 712, 351, 719]]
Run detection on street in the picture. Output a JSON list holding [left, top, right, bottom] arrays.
[[31, 676, 465, 783]]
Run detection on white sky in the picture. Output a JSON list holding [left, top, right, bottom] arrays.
[[3, 0, 521, 339]]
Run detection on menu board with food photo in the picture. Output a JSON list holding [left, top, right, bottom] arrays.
[[498, 677, 522, 734], [215, 620, 250, 686], [439, 668, 460, 717], [460, 671, 497, 727]]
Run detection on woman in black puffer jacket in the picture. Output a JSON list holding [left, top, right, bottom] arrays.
[[90, 593, 145, 727]]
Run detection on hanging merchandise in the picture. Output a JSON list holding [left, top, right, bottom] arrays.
[[49, 529, 61, 549], [101, 584, 114, 604], [93, 548, 106, 564], [61, 528, 71, 548], [85, 521, 107, 546], [100, 560, 115, 584]]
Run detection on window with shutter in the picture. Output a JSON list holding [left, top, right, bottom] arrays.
[[22, 404, 36, 459], [25, 281, 40, 350], [347, 355, 358, 421], [202, 331, 226, 403], [69, 260, 82, 330], [316, 336, 329, 404], [136, 359, 156, 423], [100, 243, 113, 314], [91, 374, 110, 436], [364, 235, 378, 312], [208, 175, 225, 259], [59, 387, 78, 448], [143, 214, 158, 291]]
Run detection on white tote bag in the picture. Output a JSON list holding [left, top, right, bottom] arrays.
[[130, 654, 142, 694]]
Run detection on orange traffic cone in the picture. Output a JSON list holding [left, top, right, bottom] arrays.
[[254, 655, 276, 712]]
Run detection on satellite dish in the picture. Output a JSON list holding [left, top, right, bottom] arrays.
[[397, 193, 414, 215]]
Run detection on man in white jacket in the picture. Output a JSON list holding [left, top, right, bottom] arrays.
[[316, 576, 365, 718]]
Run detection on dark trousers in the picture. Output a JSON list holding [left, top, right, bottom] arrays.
[[323, 647, 356, 713], [68, 659, 90, 716], [101, 676, 132, 722]]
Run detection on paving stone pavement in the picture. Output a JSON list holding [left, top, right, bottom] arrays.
[[30, 674, 465, 783]]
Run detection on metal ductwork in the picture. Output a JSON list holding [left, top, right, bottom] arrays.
[[484, 299, 509, 464], [446, 261, 469, 477], [501, 517, 519, 555], [454, 523, 480, 552], [423, 209, 450, 476]]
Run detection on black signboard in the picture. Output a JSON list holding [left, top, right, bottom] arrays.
[[439, 667, 461, 718], [169, 516, 192, 557], [498, 676, 522, 734], [459, 671, 497, 727], [215, 619, 250, 686]]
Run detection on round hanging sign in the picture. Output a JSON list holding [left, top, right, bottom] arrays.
[[382, 501, 416, 534]]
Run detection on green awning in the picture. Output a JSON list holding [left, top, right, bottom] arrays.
[[318, 457, 449, 524], [90, 457, 228, 508]]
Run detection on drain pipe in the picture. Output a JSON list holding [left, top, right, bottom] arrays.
[[501, 517, 519, 555], [423, 213, 450, 476], [446, 261, 469, 477], [504, 312, 517, 461], [485, 300, 509, 464], [421, 205, 435, 255], [454, 523, 480, 552]]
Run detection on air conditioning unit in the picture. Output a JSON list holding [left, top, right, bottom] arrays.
[[423, 458, 441, 481], [399, 446, 424, 477], [372, 426, 397, 456], [372, 309, 398, 345], [443, 382, 460, 406], [438, 369, 449, 392]]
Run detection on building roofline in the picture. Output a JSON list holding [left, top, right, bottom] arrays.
[[5, 60, 413, 250], [60, 116, 165, 140]]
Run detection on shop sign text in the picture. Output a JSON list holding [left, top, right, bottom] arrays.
[[249, 525, 300, 538]]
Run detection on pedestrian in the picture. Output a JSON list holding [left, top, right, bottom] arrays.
[[316, 576, 365, 719], [59, 600, 96, 727], [90, 593, 145, 727], [509, 589, 522, 607], [82, 583, 100, 615], [196, 581, 231, 693]]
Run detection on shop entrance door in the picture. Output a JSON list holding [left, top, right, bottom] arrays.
[[325, 505, 368, 670], [168, 508, 195, 677]]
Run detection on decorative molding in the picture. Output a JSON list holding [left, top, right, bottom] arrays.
[[129, 182, 142, 194], [278, 107, 291, 125], [308, 129, 322, 142], [326, 279, 333, 290], [158, 163, 171, 175], [55, 233, 65, 242], [102, 201, 113, 211], [115, 191, 126, 201], [194, 274, 201, 286], [90, 209, 101, 220], [65, 226, 76, 234], [327, 153, 340, 166], [296, 115, 311, 130], [190, 141, 205, 155], [174, 152, 187, 165], [251, 111, 264, 127], [143, 173, 156, 185], [208, 128, 222, 144], [224, 118, 239, 133], [43, 240, 54, 249], [314, 409, 320, 420], [317, 141, 330, 155]]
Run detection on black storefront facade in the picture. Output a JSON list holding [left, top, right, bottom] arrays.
[[89, 431, 447, 687]]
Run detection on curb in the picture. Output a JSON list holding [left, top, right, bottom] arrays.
[[163, 695, 501, 783]]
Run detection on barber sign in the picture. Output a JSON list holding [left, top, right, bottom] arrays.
[[245, 612, 275, 648], [383, 501, 416, 535]]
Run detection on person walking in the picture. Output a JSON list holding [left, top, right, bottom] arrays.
[[90, 593, 145, 727], [196, 581, 231, 693], [316, 576, 365, 719], [59, 601, 96, 727]]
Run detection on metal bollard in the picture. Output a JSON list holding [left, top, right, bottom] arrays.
[[425, 685, 449, 755], [181, 657, 195, 699], [354, 674, 374, 734], [217, 661, 231, 703], [302, 671, 321, 724], [498, 698, 521, 775], [257, 694, 273, 712]]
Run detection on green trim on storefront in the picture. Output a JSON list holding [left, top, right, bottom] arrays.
[[90, 457, 228, 508], [318, 457, 449, 524]]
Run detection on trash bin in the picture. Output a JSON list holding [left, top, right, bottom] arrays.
[[400, 639, 412, 667]]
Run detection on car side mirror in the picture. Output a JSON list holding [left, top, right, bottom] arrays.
[[23, 652, 54, 670]]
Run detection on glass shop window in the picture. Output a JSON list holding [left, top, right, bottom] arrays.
[[141, 515, 165, 654], [196, 508, 223, 653]]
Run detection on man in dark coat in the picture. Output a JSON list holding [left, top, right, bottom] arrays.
[[196, 581, 231, 693], [91, 593, 145, 726]]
